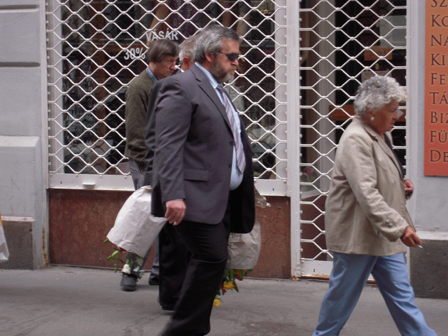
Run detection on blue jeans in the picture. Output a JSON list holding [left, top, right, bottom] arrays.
[[313, 253, 437, 336]]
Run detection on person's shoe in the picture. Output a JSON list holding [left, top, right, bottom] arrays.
[[157, 297, 175, 311], [120, 273, 138, 291], [161, 304, 175, 311], [149, 273, 159, 286]]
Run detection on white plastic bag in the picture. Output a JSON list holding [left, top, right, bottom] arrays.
[[226, 220, 261, 269], [0, 215, 10, 264], [107, 186, 167, 258]]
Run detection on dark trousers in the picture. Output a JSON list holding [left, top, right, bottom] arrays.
[[161, 218, 230, 336], [158, 223, 189, 308]]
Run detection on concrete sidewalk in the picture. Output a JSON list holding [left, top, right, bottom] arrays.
[[0, 266, 446, 336]]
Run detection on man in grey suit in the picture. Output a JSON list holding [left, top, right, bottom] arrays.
[[151, 25, 255, 336]]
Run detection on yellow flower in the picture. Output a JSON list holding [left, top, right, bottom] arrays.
[[223, 281, 235, 291], [213, 298, 221, 307]]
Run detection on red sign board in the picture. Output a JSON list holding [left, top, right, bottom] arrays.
[[425, 0, 448, 175]]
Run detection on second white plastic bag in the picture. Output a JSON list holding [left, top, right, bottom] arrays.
[[226, 220, 261, 269], [0, 214, 10, 264]]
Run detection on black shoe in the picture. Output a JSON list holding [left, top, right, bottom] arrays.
[[161, 304, 175, 311], [120, 273, 138, 291], [149, 273, 159, 286], [157, 296, 175, 311]]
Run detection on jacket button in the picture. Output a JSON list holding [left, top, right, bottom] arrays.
[[228, 164, 232, 168], [230, 140, 235, 146]]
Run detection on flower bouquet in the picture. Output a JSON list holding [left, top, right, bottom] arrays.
[[214, 268, 251, 307]]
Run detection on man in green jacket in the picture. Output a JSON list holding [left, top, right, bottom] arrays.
[[122, 38, 179, 291]]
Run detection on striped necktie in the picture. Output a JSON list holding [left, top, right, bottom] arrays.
[[217, 84, 246, 173]]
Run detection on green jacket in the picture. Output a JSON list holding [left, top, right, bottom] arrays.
[[124, 70, 155, 170]]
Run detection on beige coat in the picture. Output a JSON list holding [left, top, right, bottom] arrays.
[[325, 117, 414, 256]]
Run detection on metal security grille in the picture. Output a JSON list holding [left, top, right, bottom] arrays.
[[46, 0, 288, 193], [297, 0, 408, 277]]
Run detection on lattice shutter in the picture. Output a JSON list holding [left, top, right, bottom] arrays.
[[297, 0, 407, 277], [46, 0, 288, 192]]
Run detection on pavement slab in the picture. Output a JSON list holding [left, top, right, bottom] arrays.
[[0, 266, 446, 336]]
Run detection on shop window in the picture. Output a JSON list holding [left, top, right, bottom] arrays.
[[299, 0, 407, 263], [47, 0, 288, 192]]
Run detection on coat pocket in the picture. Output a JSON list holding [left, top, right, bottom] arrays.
[[184, 169, 209, 181]]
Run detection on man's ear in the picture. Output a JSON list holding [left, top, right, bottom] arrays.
[[183, 57, 191, 67], [205, 51, 214, 63], [181, 57, 192, 71]]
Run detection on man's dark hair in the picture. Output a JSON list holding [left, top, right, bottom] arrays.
[[147, 39, 179, 63]]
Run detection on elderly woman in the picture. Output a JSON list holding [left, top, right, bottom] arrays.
[[312, 77, 437, 336]]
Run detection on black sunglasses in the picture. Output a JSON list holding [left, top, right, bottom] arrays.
[[215, 52, 240, 62]]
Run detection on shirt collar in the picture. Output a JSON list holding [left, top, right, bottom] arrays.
[[195, 62, 219, 90], [146, 67, 159, 82]]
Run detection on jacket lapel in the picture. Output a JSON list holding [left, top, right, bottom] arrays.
[[190, 64, 232, 130], [356, 118, 403, 178], [382, 132, 403, 178]]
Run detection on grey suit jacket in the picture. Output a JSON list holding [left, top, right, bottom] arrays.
[[151, 64, 255, 233], [325, 117, 414, 256]]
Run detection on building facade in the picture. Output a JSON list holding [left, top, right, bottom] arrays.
[[0, 0, 446, 298]]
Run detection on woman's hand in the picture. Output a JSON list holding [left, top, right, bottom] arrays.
[[400, 226, 422, 247], [404, 179, 414, 199], [404, 179, 414, 193]]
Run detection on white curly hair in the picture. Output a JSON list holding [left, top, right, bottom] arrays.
[[354, 76, 407, 116]]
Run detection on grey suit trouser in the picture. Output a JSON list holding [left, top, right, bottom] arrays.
[[121, 159, 159, 278], [161, 209, 231, 336]]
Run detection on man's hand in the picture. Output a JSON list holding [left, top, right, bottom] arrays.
[[165, 200, 186, 225], [400, 226, 422, 247]]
